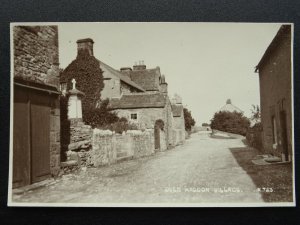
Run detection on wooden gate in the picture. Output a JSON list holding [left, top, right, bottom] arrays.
[[13, 86, 51, 188]]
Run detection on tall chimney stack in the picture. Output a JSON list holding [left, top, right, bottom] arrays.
[[76, 38, 94, 56]]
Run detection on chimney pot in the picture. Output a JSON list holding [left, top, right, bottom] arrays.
[[133, 60, 146, 70]]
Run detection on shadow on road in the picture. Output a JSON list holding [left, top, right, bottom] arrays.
[[229, 145, 293, 202]]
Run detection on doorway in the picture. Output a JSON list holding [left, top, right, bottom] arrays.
[[279, 110, 289, 161]]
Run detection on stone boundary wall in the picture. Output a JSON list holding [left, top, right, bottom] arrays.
[[64, 119, 93, 169], [91, 129, 155, 167], [64, 124, 180, 170]]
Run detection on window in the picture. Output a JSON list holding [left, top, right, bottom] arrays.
[[131, 113, 137, 120]]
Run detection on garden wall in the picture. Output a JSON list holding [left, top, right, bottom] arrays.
[[91, 129, 155, 167]]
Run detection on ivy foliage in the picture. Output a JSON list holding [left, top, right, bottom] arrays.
[[60, 49, 104, 114], [210, 111, 250, 136]]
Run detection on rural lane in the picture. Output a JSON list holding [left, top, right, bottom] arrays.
[[13, 131, 264, 204]]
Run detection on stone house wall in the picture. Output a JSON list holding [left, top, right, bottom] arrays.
[[172, 115, 186, 145], [14, 26, 60, 87], [113, 108, 166, 129], [101, 69, 140, 99], [113, 104, 174, 147], [102, 75, 121, 99], [258, 27, 292, 160]]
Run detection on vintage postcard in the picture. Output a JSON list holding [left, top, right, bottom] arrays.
[[8, 22, 295, 207]]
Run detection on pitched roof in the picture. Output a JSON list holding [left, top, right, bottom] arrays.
[[171, 104, 183, 117], [98, 60, 145, 92], [126, 67, 161, 91], [255, 25, 291, 72], [109, 93, 167, 109]]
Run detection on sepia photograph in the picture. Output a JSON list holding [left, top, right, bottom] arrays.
[[8, 22, 295, 206]]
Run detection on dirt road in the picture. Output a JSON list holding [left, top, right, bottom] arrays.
[[12, 131, 264, 204]]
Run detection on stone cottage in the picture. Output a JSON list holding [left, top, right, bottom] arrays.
[[255, 25, 292, 162], [13, 25, 61, 188], [60, 38, 185, 149], [114, 62, 175, 149]]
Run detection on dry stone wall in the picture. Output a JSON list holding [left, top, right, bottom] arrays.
[[67, 119, 93, 167], [91, 129, 155, 167], [65, 123, 174, 169]]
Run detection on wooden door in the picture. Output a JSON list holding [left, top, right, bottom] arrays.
[[154, 126, 160, 150], [13, 87, 31, 188], [30, 93, 51, 183]]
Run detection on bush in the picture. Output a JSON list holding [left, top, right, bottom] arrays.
[[83, 100, 139, 133], [246, 122, 263, 150], [83, 99, 119, 128], [210, 111, 250, 136], [184, 108, 196, 131], [100, 119, 139, 134]]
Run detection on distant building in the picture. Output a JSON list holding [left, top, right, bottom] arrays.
[[219, 99, 243, 113], [255, 25, 292, 161], [13, 26, 61, 188]]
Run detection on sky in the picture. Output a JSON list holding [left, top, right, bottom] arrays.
[[58, 22, 282, 125]]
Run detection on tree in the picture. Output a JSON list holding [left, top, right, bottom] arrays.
[[183, 108, 196, 131], [210, 111, 250, 136], [60, 49, 104, 115], [250, 104, 261, 124]]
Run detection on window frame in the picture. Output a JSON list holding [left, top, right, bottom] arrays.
[[130, 113, 138, 120]]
